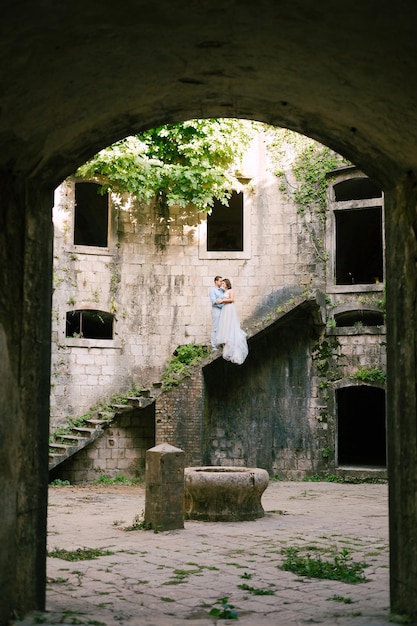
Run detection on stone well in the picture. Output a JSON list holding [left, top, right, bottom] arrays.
[[184, 466, 269, 522]]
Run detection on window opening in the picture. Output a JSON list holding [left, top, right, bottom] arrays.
[[335, 206, 383, 284], [334, 178, 382, 201], [334, 310, 384, 327], [66, 310, 113, 339], [337, 386, 386, 467], [206, 191, 243, 251], [74, 182, 109, 247]]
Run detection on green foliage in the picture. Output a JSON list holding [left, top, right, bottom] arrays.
[[238, 583, 275, 595], [48, 547, 115, 561], [321, 446, 331, 459], [327, 595, 353, 604], [209, 597, 238, 620], [305, 473, 343, 483], [75, 119, 255, 211], [353, 367, 386, 384], [162, 343, 210, 389], [389, 612, 414, 624], [92, 474, 139, 485], [292, 144, 341, 217], [280, 547, 368, 583], [49, 478, 71, 486], [312, 338, 343, 379], [376, 287, 386, 312], [124, 513, 154, 532], [266, 127, 346, 217]]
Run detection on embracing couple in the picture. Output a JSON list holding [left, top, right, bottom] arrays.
[[209, 275, 248, 365]]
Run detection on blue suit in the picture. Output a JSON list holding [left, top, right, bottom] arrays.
[[209, 286, 224, 348]]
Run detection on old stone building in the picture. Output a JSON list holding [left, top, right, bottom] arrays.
[[2, 2, 417, 622], [50, 129, 386, 483]]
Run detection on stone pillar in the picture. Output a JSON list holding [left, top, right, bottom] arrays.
[[385, 180, 417, 618], [0, 175, 53, 622], [144, 443, 184, 530]]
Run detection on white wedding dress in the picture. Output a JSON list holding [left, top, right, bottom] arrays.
[[216, 290, 248, 365]]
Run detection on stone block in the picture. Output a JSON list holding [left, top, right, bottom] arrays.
[[144, 443, 184, 530]]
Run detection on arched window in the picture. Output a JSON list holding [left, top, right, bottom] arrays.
[[337, 386, 386, 467], [333, 178, 382, 201], [66, 309, 113, 339], [334, 310, 384, 327]]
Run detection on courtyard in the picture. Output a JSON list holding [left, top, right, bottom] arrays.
[[15, 479, 400, 626]]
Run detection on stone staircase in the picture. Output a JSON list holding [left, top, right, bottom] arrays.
[[49, 291, 327, 473], [48, 387, 162, 471]]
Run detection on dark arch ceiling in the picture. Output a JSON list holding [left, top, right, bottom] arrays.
[[1, 1, 417, 188]]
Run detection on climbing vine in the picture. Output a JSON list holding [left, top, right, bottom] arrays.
[[312, 337, 344, 427], [266, 127, 348, 217], [265, 128, 349, 263], [292, 144, 342, 219]]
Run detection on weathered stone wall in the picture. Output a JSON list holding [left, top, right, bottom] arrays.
[[53, 405, 155, 484], [151, 304, 326, 477], [50, 149, 387, 481], [50, 132, 324, 427], [0, 179, 52, 621], [202, 306, 324, 478]]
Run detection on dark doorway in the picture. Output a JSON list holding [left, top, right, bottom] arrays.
[[335, 206, 383, 285], [337, 386, 386, 467]]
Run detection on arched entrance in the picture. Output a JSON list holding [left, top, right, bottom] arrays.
[[1, 2, 417, 621], [337, 385, 386, 468]]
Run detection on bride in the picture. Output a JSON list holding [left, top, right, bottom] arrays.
[[215, 278, 248, 365]]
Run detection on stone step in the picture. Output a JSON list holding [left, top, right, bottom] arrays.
[[126, 396, 155, 408], [49, 443, 67, 452], [72, 426, 97, 436], [87, 417, 110, 426], [55, 434, 88, 444], [110, 403, 134, 412], [48, 381, 165, 471]]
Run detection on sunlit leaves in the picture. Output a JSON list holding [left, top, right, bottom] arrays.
[[75, 119, 255, 211]]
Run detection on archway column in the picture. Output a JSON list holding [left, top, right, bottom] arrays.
[[385, 179, 417, 618], [0, 174, 53, 621]]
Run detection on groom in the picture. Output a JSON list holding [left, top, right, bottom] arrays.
[[209, 275, 224, 349]]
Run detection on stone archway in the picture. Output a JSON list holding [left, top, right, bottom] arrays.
[[1, 2, 417, 621]]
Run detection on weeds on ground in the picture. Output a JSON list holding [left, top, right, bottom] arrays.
[[92, 474, 141, 485], [279, 547, 368, 583], [238, 583, 275, 595], [209, 597, 238, 620], [327, 595, 354, 604], [389, 613, 414, 624], [123, 512, 161, 532], [47, 547, 115, 561]]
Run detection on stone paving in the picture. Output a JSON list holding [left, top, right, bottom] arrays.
[[16, 480, 416, 626]]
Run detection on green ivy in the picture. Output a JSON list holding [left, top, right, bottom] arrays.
[[292, 144, 341, 218]]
